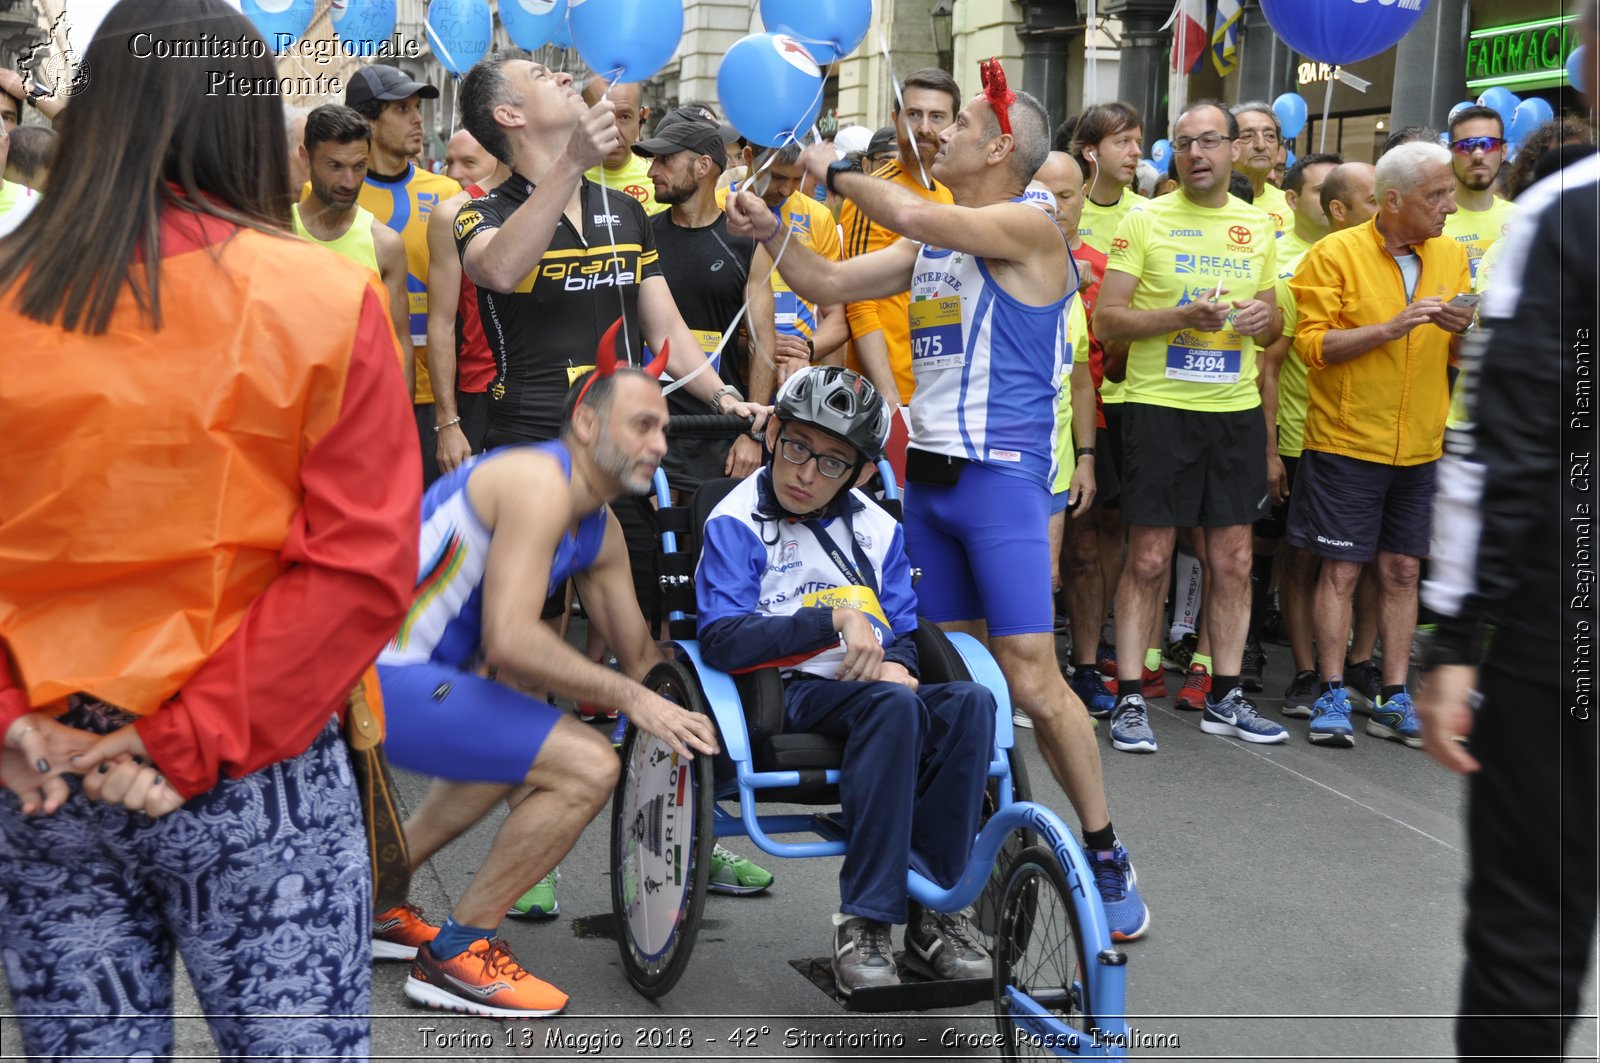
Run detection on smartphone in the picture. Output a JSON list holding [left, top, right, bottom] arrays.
[[1447, 293, 1481, 311]]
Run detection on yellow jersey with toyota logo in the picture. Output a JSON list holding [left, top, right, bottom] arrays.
[[1106, 189, 1277, 412], [454, 174, 662, 442], [1442, 196, 1515, 284]]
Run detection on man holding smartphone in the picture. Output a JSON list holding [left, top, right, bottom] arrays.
[[1286, 142, 1473, 749]]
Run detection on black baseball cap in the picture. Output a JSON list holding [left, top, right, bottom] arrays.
[[867, 126, 898, 158], [634, 110, 727, 169], [346, 65, 440, 108]]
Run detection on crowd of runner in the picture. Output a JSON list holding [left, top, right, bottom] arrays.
[[0, 0, 1595, 1055]]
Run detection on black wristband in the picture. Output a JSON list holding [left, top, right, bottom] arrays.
[[1074, 446, 1096, 458]]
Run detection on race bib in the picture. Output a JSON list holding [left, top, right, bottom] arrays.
[[773, 288, 801, 331], [909, 296, 966, 372], [802, 585, 891, 645], [1164, 330, 1242, 383], [565, 363, 596, 385]]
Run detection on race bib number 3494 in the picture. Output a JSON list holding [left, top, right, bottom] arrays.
[[909, 296, 966, 371]]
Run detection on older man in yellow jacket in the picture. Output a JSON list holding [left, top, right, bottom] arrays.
[[1287, 140, 1474, 749]]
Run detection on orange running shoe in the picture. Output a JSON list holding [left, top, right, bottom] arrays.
[[1140, 665, 1169, 699], [405, 938, 569, 1018], [1174, 663, 1211, 711], [373, 902, 440, 962]]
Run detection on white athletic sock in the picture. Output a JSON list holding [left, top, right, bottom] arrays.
[[1169, 550, 1203, 641]]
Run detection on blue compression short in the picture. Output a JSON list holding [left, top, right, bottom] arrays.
[[902, 462, 1054, 637], [378, 661, 563, 784]]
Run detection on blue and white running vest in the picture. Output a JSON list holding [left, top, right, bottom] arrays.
[[906, 196, 1073, 487], [379, 441, 608, 668]]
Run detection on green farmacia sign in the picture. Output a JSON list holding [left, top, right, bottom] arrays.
[[1466, 15, 1579, 91]]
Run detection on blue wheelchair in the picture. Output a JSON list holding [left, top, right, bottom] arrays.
[[608, 417, 1131, 1058]]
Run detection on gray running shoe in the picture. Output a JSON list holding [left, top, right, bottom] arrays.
[[904, 906, 991, 980], [831, 915, 898, 995]]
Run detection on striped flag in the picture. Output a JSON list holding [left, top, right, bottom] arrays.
[[1169, 0, 1208, 74], [1212, 0, 1242, 76]]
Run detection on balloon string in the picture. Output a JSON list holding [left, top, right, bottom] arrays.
[[878, 26, 933, 190], [425, 13, 461, 77], [595, 66, 635, 366]]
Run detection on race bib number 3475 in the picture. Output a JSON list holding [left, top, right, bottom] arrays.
[[909, 296, 966, 371]]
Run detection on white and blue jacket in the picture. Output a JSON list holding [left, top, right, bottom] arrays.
[[696, 468, 920, 678]]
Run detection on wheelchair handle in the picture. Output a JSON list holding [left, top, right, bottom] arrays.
[[667, 414, 759, 439]]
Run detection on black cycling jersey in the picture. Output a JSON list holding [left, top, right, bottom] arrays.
[[455, 174, 663, 442], [650, 209, 758, 492]]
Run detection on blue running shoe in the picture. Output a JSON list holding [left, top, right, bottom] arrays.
[[1109, 695, 1157, 753], [1308, 687, 1355, 747], [1085, 845, 1150, 942], [1069, 667, 1116, 718], [1368, 690, 1423, 748], [1200, 687, 1288, 744]]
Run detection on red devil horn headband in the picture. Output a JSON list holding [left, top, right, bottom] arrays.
[[573, 318, 671, 410], [980, 57, 1015, 137]]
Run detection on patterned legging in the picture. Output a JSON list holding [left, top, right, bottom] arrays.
[[0, 701, 372, 1061]]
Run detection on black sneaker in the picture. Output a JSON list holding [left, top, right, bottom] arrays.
[[1344, 659, 1382, 715], [831, 915, 898, 996], [1282, 670, 1319, 719], [1162, 632, 1198, 673], [904, 906, 991, 980], [1259, 608, 1289, 646], [1241, 638, 1267, 692]]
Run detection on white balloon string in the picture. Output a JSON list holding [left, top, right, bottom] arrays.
[[596, 67, 635, 365], [660, 222, 795, 397], [878, 26, 933, 190]]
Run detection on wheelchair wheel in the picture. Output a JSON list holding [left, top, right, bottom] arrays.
[[974, 745, 1036, 943], [610, 659, 715, 998], [993, 845, 1095, 1059]]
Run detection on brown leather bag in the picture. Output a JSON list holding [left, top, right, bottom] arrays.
[[346, 667, 412, 912]]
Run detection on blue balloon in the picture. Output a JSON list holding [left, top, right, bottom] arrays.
[[1569, 45, 1589, 95], [1447, 99, 1477, 124], [242, 0, 315, 53], [1508, 97, 1555, 146], [718, 32, 825, 147], [499, 0, 567, 51], [1285, 147, 1297, 168], [331, 0, 396, 57], [1272, 92, 1308, 139], [550, 18, 573, 49], [1259, 0, 1424, 66], [759, 0, 872, 65], [1476, 86, 1520, 129], [425, 0, 492, 75], [569, 0, 684, 82], [1149, 138, 1172, 169]]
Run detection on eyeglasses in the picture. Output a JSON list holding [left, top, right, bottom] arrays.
[[1450, 135, 1506, 155], [778, 436, 853, 479], [1172, 133, 1235, 152], [1239, 129, 1280, 144]]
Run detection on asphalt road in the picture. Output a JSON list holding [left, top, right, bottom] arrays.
[[3, 631, 1596, 1061]]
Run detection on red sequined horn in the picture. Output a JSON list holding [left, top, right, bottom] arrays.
[[644, 340, 670, 379], [980, 56, 1015, 137]]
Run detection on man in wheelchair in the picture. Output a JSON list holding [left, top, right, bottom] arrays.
[[696, 366, 998, 996]]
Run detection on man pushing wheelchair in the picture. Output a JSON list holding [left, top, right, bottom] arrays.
[[696, 366, 997, 995]]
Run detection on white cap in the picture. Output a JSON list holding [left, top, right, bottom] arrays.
[[832, 124, 874, 155]]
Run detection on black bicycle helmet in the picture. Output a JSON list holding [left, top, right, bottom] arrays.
[[773, 366, 891, 461]]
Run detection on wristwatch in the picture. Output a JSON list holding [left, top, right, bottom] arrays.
[[826, 156, 865, 196], [709, 383, 743, 413]]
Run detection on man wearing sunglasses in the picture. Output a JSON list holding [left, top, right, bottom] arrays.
[[696, 366, 997, 996], [1443, 106, 1516, 284]]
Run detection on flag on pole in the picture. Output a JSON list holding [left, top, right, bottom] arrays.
[[1212, 0, 1241, 76], [1170, 0, 1208, 74]]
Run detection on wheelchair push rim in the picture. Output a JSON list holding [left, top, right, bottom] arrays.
[[610, 660, 715, 997], [993, 845, 1102, 1059]]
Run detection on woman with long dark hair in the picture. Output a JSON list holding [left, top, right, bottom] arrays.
[[0, 0, 420, 1056]]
